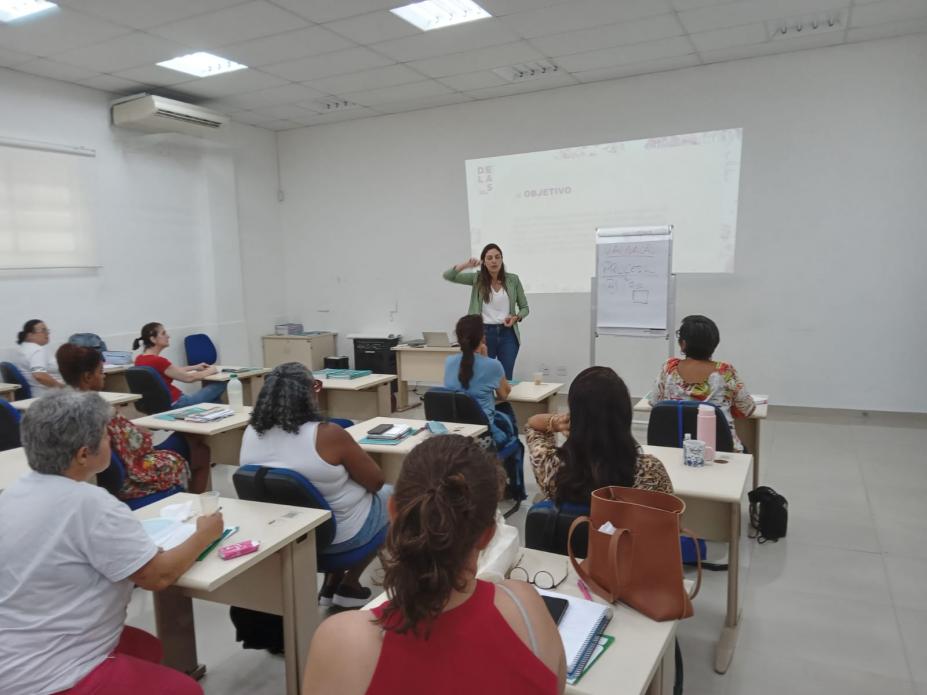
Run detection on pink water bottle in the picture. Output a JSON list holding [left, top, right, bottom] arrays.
[[696, 404, 716, 461]]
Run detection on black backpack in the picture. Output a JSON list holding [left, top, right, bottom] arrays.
[[748, 486, 788, 543], [229, 607, 284, 654]]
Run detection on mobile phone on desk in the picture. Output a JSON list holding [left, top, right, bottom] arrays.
[[426, 421, 449, 434], [367, 423, 392, 435], [542, 595, 569, 625]]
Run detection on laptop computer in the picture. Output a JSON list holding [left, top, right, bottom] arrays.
[[423, 331, 457, 347]]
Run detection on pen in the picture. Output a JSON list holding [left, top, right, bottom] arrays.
[[577, 578, 593, 601], [197, 526, 238, 561]]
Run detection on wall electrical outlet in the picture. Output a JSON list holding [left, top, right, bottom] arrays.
[[539, 363, 550, 377], [555, 365, 568, 378]]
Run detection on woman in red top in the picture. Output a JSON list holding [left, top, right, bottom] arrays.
[[133, 322, 227, 408], [302, 435, 566, 695]]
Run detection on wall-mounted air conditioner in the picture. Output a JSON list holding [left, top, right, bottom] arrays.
[[111, 94, 228, 136]]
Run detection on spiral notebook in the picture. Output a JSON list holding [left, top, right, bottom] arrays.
[[537, 589, 613, 681]]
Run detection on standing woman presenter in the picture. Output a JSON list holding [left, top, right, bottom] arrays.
[[443, 243, 528, 380]]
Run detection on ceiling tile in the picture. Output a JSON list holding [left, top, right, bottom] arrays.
[[218, 26, 355, 67], [284, 106, 380, 125], [112, 64, 197, 86], [51, 33, 192, 73], [269, 0, 399, 24], [263, 118, 302, 129], [557, 35, 695, 72], [0, 7, 130, 57], [373, 92, 473, 114], [678, 0, 851, 35], [210, 82, 327, 108], [169, 68, 287, 98], [500, 0, 674, 39], [14, 59, 99, 82], [76, 73, 146, 93], [850, 0, 927, 27], [699, 29, 844, 63], [0, 46, 32, 67], [150, 1, 308, 49], [528, 13, 684, 57], [572, 53, 701, 83], [263, 46, 393, 81], [477, 0, 571, 16], [371, 17, 521, 61], [341, 79, 454, 107], [847, 16, 927, 41], [230, 109, 275, 125], [324, 10, 419, 44], [58, 0, 247, 30], [689, 22, 768, 52], [438, 70, 509, 91], [305, 63, 425, 94], [408, 41, 545, 78], [670, 0, 730, 10], [252, 103, 318, 120], [463, 70, 577, 99]]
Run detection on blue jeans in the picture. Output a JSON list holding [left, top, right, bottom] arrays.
[[484, 324, 519, 380], [172, 381, 228, 408]]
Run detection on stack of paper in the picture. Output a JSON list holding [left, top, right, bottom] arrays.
[[367, 424, 412, 441], [184, 406, 234, 423]]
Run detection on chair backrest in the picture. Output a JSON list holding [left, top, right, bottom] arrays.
[[647, 400, 734, 452], [423, 388, 489, 426], [184, 334, 217, 366], [233, 464, 336, 549], [125, 366, 174, 415], [0, 399, 22, 452], [97, 450, 127, 496], [525, 500, 590, 557], [0, 362, 32, 400]]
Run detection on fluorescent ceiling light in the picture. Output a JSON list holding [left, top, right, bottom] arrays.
[[157, 52, 247, 78], [391, 0, 490, 32], [0, 0, 57, 22]]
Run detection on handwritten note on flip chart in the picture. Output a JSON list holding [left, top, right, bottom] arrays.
[[595, 231, 672, 332]]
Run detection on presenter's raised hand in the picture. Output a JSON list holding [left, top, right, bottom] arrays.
[[454, 257, 480, 271]]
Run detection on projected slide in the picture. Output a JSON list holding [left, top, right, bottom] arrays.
[[465, 129, 742, 293]]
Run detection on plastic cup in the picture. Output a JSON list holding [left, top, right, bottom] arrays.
[[683, 439, 706, 467], [200, 490, 220, 515], [532, 372, 543, 385]]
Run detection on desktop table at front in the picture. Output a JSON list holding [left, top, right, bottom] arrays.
[[390, 344, 458, 410], [0, 383, 20, 401], [316, 373, 397, 421], [132, 406, 252, 471], [0, 447, 29, 492], [346, 416, 487, 484], [203, 366, 270, 406], [11, 391, 141, 412], [505, 381, 563, 424], [102, 364, 131, 393], [134, 493, 330, 695]]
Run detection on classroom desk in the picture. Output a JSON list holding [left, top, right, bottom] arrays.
[[642, 444, 752, 674], [202, 366, 270, 406], [11, 391, 141, 411], [0, 447, 28, 492], [132, 406, 252, 469], [633, 397, 768, 489], [391, 344, 458, 410], [0, 383, 20, 401], [506, 381, 563, 424], [134, 493, 330, 695], [346, 416, 487, 484], [316, 373, 397, 421], [102, 364, 131, 393]]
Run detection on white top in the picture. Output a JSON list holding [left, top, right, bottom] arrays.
[[481, 286, 509, 325], [14, 342, 60, 397], [0, 471, 158, 694], [239, 421, 371, 545]]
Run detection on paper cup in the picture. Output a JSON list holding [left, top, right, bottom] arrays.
[[532, 372, 543, 385], [200, 490, 220, 515]]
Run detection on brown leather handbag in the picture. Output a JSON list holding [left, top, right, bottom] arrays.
[[568, 486, 702, 621]]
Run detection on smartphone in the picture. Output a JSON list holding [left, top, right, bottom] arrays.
[[542, 595, 569, 625], [426, 421, 449, 434], [367, 423, 392, 435]]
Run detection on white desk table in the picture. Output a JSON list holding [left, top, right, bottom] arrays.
[[634, 397, 768, 489], [506, 381, 563, 424], [391, 344, 458, 410], [11, 391, 141, 411], [132, 405, 252, 469], [0, 383, 20, 401], [203, 366, 270, 406], [346, 416, 486, 484], [316, 373, 397, 421], [134, 493, 330, 695], [0, 447, 28, 492], [643, 444, 752, 674], [102, 364, 131, 393]]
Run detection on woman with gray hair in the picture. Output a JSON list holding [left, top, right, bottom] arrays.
[[240, 362, 388, 608], [0, 389, 223, 694]]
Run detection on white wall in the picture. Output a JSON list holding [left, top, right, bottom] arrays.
[[0, 68, 284, 377], [277, 35, 927, 413]]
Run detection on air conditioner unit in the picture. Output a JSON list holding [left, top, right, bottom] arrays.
[[111, 94, 228, 136]]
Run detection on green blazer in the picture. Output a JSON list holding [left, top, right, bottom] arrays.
[[442, 267, 529, 342]]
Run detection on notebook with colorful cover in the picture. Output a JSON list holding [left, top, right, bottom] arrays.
[[537, 588, 613, 681]]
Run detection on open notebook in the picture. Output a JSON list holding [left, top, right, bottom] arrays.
[[537, 588, 612, 681]]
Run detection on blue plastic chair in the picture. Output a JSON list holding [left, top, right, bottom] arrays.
[[184, 334, 218, 366], [97, 433, 188, 509], [125, 365, 174, 414], [0, 399, 22, 452], [0, 362, 32, 400]]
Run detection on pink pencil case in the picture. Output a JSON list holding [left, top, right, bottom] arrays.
[[219, 540, 260, 560]]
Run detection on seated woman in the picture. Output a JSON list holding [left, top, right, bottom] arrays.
[[240, 362, 388, 608], [302, 435, 566, 694], [649, 314, 756, 452], [0, 390, 223, 694], [526, 366, 672, 505], [133, 322, 226, 408], [443, 314, 517, 449], [14, 318, 64, 396], [56, 343, 212, 496]]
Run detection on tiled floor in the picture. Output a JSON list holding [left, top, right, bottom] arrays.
[[127, 407, 927, 694]]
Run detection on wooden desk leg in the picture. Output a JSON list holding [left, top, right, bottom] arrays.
[[714, 502, 742, 674], [376, 383, 392, 416], [734, 419, 759, 489], [154, 587, 205, 679], [244, 375, 265, 406], [646, 638, 675, 695], [281, 534, 319, 695], [396, 379, 410, 411], [752, 421, 762, 490]]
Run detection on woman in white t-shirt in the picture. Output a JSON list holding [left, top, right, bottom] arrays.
[[240, 362, 389, 609], [14, 318, 64, 396], [0, 389, 223, 695]]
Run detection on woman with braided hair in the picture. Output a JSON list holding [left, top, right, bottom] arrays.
[[302, 435, 566, 694], [239, 362, 388, 608]]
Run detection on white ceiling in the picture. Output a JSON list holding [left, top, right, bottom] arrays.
[[0, 0, 925, 130]]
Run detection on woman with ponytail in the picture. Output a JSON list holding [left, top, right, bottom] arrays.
[[443, 314, 517, 450], [302, 435, 566, 694], [240, 363, 388, 608], [133, 322, 226, 408]]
